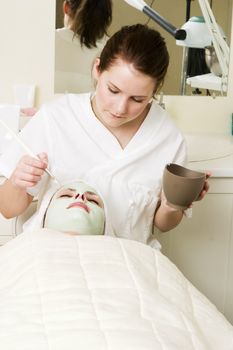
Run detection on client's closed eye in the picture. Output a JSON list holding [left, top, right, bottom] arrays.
[[56, 189, 76, 199], [89, 199, 99, 205], [85, 192, 104, 208]]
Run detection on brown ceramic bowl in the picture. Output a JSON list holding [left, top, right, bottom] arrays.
[[163, 163, 206, 210]]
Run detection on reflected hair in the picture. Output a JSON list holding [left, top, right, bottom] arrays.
[[98, 24, 169, 93], [66, 0, 112, 48]]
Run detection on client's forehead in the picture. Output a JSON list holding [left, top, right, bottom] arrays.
[[60, 182, 98, 194]]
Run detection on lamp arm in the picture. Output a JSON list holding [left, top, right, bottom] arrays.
[[142, 6, 186, 40], [198, 0, 229, 79], [123, 0, 186, 40]]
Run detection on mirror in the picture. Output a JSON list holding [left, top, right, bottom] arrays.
[[55, 0, 232, 96]]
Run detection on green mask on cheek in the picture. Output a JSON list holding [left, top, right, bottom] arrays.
[[43, 182, 105, 235]]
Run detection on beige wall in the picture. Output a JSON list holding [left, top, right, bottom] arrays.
[[0, 0, 55, 107], [0, 0, 233, 134], [56, 0, 64, 29]]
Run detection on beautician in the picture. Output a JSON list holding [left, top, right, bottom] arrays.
[[0, 24, 209, 247]]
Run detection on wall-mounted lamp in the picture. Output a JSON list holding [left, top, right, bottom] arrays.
[[176, 16, 212, 49]]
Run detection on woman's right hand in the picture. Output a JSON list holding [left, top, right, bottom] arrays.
[[10, 152, 48, 189]]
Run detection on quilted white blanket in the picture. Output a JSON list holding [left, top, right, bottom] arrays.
[[0, 229, 233, 350]]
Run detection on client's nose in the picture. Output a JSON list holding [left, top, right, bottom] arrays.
[[74, 193, 85, 200]]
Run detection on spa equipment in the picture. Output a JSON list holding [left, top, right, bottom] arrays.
[[177, 0, 229, 94], [205, 45, 222, 76], [123, 0, 230, 94], [0, 118, 60, 185], [163, 163, 205, 209]]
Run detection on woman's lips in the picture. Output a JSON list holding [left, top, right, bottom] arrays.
[[67, 202, 90, 213], [109, 112, 123, 119]]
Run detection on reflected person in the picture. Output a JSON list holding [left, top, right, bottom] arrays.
[[55, 0, 112, 93]]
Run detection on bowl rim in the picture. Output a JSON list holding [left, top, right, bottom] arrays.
[[165, 163, 206, 179]]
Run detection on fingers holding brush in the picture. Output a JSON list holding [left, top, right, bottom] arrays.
[[10, 153, 48, 188]]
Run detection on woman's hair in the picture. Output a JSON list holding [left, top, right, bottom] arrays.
[[65, 0, 112, 48], [98, 24, 169, 93]]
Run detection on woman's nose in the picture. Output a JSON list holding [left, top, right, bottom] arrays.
[[74, 193, 85, 200], [115, 97, 128, 115]]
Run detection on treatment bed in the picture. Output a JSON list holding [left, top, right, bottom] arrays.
[[0, 228, 233, 349]]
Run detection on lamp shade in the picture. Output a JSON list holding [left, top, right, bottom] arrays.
[[176, 16, 212, 48]]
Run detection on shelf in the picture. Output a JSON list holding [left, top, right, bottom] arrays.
[[186, 73, 227, 92]]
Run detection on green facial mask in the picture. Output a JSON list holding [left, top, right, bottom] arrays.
[[43, 182, 105, 235]]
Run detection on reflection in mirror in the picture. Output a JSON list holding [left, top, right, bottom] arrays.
[[54, 0, 112, 94], [55, 0, 232, 96]]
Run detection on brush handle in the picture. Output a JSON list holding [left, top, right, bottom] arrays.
[[0, 118, 60, 184]]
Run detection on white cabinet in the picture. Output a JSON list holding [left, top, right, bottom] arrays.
[[0, 115, 32, 244], [0, 176, 15, 245], [0, 176, 38, 244], [156, 176, 233, 324], [0, 214, 15, 245]]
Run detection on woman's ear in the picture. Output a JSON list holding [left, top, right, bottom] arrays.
[[63, 1, 71, 27], [92, 58, 101, 80], [63, 0, 70, 15]]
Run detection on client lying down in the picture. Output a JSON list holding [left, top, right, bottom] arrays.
[[42, 180, 105, 235], [0, 182, 233, 350]]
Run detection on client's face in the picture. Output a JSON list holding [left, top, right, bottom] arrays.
[[43, 182, 105, 235]]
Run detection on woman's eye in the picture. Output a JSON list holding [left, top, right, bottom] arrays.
[[132, 97, 144, 103], [59, 194, 72, 198]]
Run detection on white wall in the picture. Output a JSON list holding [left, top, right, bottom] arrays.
[[0, 0, 55, 106], [0, 0, 233, 134]]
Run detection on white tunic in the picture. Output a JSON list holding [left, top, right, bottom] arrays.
[[0, 93, 187, 246]]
